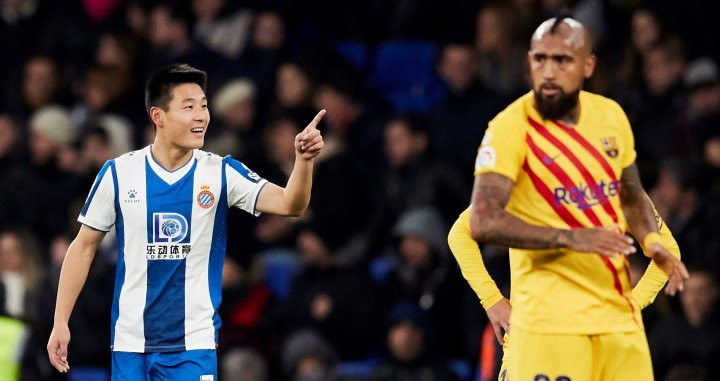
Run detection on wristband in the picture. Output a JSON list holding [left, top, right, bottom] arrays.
[[642, 232, 663, 254]]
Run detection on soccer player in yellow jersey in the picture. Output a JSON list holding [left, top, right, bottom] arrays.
[[468, 15, 689, 381], [449, 203, 680, 380]]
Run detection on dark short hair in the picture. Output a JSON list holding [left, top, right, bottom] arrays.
[[550, 9, 573, 34], [145, 63, 207, 113]]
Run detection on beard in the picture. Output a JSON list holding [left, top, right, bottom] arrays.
[[533, 85, 580, 120]]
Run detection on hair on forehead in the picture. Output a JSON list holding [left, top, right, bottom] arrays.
[[532, 11, 592, 53], [550, 10, 574, 34], [145, 63, 207, 112]]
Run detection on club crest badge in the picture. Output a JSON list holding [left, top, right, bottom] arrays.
[[197, 185, 215, 208], [600, 137, 619, 158]]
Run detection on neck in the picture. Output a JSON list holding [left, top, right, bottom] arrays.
[[151, 139, 193, 171], [559, 106, 580, 125]]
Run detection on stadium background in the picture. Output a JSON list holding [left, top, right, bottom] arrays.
[[0, 0, 719, 380]]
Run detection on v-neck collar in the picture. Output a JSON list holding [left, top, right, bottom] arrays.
[[145, 145, 197, 185]]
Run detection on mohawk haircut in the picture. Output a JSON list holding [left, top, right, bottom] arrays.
[[145, 63, 207, 113], [549, 9, 574, 34]]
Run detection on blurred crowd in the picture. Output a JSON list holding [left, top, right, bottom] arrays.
[[0, 0, 719, 380]]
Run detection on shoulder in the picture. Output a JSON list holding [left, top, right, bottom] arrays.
[[193, 148, 225, 165], [113, 146, 149, 165], [580, 91, 627, 116], [222, 155, 264, 183], [488, 92, 534, 133]]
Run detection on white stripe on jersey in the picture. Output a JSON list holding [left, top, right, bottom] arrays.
[[113, 151, 148, 352], [77, 146, 268, 353], [185, 156, 221, 350]]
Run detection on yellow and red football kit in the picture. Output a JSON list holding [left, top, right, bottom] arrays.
[[449, 204, 680, 381], [467, 91, 669, 380]]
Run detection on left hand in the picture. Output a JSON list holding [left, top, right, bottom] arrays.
[[486, 298, 511, 345], [647, 242, 689, 296], [295, 109, 326, 161]]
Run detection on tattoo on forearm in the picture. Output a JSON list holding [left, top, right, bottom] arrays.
[[471, 173, 567, 249], [619, 164, 657, 238]]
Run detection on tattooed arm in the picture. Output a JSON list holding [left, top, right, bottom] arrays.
[[470, 173, 635, 255], [619, 164, 657, 241], [620, 163, 688, 295]]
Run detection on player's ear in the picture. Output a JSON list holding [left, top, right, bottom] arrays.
[[149, 107, 164, 128], [584, 53, 597, 79]]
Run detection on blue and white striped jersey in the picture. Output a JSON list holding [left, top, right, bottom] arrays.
[[78, 145, 267, 353]]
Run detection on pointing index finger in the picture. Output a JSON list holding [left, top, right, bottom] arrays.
[[306, 109, 326, 131]]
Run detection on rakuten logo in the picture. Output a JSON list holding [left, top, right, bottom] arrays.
[[553, 180, 620, 210]]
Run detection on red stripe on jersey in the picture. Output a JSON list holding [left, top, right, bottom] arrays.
[[622, 257, 641, 327], [529, 119, 637, 322], [526, 134, 603, 227], [554, 120, 619, 182], [600, 256, 623, 295], [522, 160, 583, 228], [528, 117, 619, 224]]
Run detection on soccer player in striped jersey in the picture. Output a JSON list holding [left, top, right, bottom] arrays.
[[468, 15, 688, 381], [47, 64, 325, 380], [449, 199, 681, 380]]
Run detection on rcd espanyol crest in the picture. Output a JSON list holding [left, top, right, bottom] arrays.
[[197, 185, 215, 208]]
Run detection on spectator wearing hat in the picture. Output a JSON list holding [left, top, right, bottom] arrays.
[[378, 206, 481, 362], [683, 58, 720, 159], [7, 106, 80, 241], [204, 78, 262, 159], [369, 302, 458, 381], [281, 329, 339, 381]]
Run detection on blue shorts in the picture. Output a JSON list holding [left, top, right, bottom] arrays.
[[112, 350, 217, 381]]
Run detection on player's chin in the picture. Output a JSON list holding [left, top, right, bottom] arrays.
[[186, 137, 205, 149]]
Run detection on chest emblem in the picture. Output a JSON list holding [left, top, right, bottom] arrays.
[[600, 137, 619, 158], [197, 185, 215, 208]]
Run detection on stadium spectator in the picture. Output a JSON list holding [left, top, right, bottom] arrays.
[[369, 302, 458, 381], [651, 267, 720, 380], [380, 207, 477, 360], [432, 43, 504, 171], [281, 329, 339, 381]]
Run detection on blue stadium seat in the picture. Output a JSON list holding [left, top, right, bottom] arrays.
[[334, 41, 370, 73], [449, 358, 474, 381], [336, 356, 383, 379], [369, 255, 396, 283], [259, 249, 300, 301], [371, 41, 446, 112]]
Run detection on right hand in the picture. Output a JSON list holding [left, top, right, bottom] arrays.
[[646, 242, 689, 296], [47, 323, 71, 373], [562, 227, 636, 257], [486, 298, 511, 345]]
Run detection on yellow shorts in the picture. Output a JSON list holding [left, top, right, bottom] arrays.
[[506, 327, 653, 381]]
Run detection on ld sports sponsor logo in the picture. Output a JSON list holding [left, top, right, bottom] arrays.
[[148, 212, 190, 260]]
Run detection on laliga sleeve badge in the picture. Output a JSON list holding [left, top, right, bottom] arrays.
[[476, 146, 497, 169], [197, 185, 215, 208]]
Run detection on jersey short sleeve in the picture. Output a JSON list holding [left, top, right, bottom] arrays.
[[78, 160, 116, 231], [225, 157, 268, 216], [474, 113, 528, 181], [612, 101, 637, 169]]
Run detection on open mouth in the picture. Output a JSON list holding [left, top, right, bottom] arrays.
[[191, 127, 205, 136]]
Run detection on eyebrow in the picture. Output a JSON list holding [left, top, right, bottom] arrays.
[[181, 96, 208, 103], [532, 53, 573, 60]]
